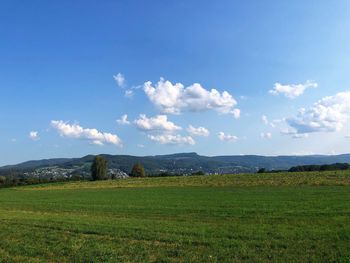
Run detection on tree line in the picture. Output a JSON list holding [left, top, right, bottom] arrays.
[[257, 162, 350, 173], [0, 175, 83, 188], [288, 163, 350, 172], [90, 156, 146, 180]]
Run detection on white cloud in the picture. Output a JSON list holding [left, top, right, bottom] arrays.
[[117, 114, 130, 125], [134, 114, 181, 132], [148, 134, 195, 145], [113, 73, 125, 88], [91, 140, 104, 146], [187, 125, 210, 137], [286, 91, 350, 134], [124, 89, 134, 98], [143, 78, 239, 116], [272, 119, 284, 127], [137, 144, 145, 148], [261, 115, 280, 128], [51, 120, 122, 147], [280, 129, 309, 139], [217, 132, 238, 142], [291, 150, 317, 156], [231, 108, 241, 119], [262, 115, 269, 125], [269, 80, 318, 99], [29, 131, 39, 141], [291, 133, 309, 139], [260, 132, 272, 139]]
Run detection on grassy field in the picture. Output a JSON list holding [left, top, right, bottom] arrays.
[[0, 172, 350, 262]]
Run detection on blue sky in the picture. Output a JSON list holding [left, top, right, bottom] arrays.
[[1, 0, 350, 165]]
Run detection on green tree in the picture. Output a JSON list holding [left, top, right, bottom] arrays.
[[191, 171, 205, 176], [257, 168, 266, 173], [91, 156, 108, 181], [130, 163, 146, 177], [0, 176, 6, 185]]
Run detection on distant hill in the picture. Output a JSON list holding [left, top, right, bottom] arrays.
[[0, 158, 74, 170], [2, 152, 350, 177]]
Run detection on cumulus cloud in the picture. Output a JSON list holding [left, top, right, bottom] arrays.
[[117, 114, 130, 125], [143, 78, 239, 117], [148, 134, 195, 145], [217, 132, 238, 142], [260, 132, 272, 139], [29, 131, 39, 141], [113, 73, 125, 88], [51, 120, 122, 147], [286, 91, 350, 134], [134, 114, 181, 132], [269, 80, 318, 99], [187, 125, 210, 137]]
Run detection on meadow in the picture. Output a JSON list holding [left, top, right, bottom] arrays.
[[0, 172, 350, 262]]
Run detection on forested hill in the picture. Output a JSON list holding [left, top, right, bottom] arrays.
[[2, 152, 350, 176]]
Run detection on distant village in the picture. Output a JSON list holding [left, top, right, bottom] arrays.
[[22, 166, 129, 180]]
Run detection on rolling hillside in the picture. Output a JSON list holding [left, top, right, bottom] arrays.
[[2, 152, 350, 177]]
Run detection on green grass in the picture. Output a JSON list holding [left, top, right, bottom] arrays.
[[1, 172, 350, 262]]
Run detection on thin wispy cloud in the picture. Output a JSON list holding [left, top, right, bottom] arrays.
[[260, 132, 272, 139], [113, 73, 125, 88], [124, 89, 134, 98], [262, 115, 269, 125], [261, 115, 281, 128], [280, 129, 309, 139]]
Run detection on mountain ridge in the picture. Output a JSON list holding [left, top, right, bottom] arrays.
[[2, 152, 350, 176]]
